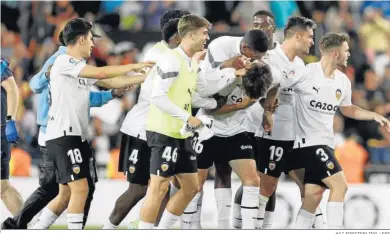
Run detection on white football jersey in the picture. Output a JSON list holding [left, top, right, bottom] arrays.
[[120, 41, 169, 140], [46, 54, 95, 140], [255, 43, 306, 141], [196, 36, 250, 137], [292, 62, 352, 149]]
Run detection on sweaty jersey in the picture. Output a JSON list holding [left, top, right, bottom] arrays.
[[254, 43, 306, 141], [46, 54, 95, 140], [120, 41, 169, 140], [292, 62, 352, 149]]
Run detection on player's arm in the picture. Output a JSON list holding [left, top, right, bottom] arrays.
[[95, 74, 146, 89], [340, 106, 390, 132], [1, 64, 20, 143], [89, 88, 129, 107], [29, 47, 67, 93], [78, 62, 155, 80], [191, 92, 217, 109], [213, 96, 257, 115], [151, 57, 201, 128]]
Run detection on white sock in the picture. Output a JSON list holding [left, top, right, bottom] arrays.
[[241, 186, 259, 229], [191, 191, 203, 229], [295, 208, 315, 229], [313, 207, 325, 229], [215, 188, 232, 229], [255, 194, 269, 229], [327, 202, 344, 229], [32, 207, 59, 229], [67, 213, 84, 229], [262, 211, 274, 229], [102, 220, 118, 229], [138, 221, 155, 229], [169, 181, 179, 198], [181, 192, 201, 229], [157, 210, 180, 229], [232, 203, 242, 229]]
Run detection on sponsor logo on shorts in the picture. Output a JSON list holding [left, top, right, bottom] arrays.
[[161, 162, 169, 172], [129, 165, 136, 174], [269, 161, 276, 171], [241, 145, 253, 150], [326, 161, 335, 170], [190, 156, 196, 161], [72, 165, 80, 174]]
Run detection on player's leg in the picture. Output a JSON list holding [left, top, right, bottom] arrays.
[[214, 162, 232, 229], [103, 135, 149, 229], [232, 185, 243, 229], [82, 149, 99, 228], [139, 140, 177, 229], [0, 136, 23, 216], [157, 138, 199, 229], [32, 184, 71, 229], [263, 191, 276, 229], [296, 182, 325, 229], [5, 146, 59, 229], [185, 137, 214, 229]]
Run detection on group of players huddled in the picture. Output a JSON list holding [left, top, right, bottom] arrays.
[[1, 8, 389, 230]]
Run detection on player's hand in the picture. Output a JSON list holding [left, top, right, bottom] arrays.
[[5, 119, 20, 143], [112, 86, 132, 98], [262, 111, 274, 132], [373, 113, 390, 132], [237, 96, 257, 110], [234, 67, 248, 77], [132, 61, 156, 73], [194, 49, 207, 63], [187, 116, 202, 129], [221, 56, 245, 70]]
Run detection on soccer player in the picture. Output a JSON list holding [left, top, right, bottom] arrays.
[[102, 14, 213, 230], [1, 28, 143, 229], [41, 18, 153, 229], [233, 10, 279, 230], [0, 59, 23, 217], [263, 32, 390, 229], [138, 14, 213, 229], [191, 29, 271, 229]]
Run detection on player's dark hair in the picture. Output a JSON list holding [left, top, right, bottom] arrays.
[[160, 9, 191, 30], [253, 10, 275, 20], [162, 18, 180, 43], [59, 30, 66, 46], [62, 18, 100, 46], [320, 32, 349, 52], [242, 63, 273, 99], [284, 16, 317, 38], [242, 29, 269, 53]]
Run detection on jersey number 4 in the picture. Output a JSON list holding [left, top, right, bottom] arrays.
[[162, 147, 178, 163], [67, 149, 83, 164], [129, 149, 139, 164], [269, 146, 283, 162]]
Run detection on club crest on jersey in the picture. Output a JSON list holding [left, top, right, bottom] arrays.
[[69, 58, 78, 64], [72, 165, 80, 174], [335, 89, 342, 100], [161, 162, 169, 172], [269, 161, 276, 171], [129, 165, 136, 174], [326, 161, 335, 170]]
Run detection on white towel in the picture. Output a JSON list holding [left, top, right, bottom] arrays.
[[180, 115, 214, 142]]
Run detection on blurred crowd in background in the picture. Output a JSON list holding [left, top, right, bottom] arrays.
[[1, 0, 390, 183]]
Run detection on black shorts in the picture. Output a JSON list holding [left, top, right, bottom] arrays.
[[1, 134, 10, 180], [283, 148, 307, 173], [294, 145, 342, 187], [256, 137, 294, 178], [197, 132, 255, 169], [118, 133, 151, 185], [46, 136, 94, 184], [147, 131, 197, 178]]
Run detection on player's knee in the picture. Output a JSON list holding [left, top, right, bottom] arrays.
[[305, 187, 324, 204], [181, 182, 200, 198], [242, 176, 260, 187]]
